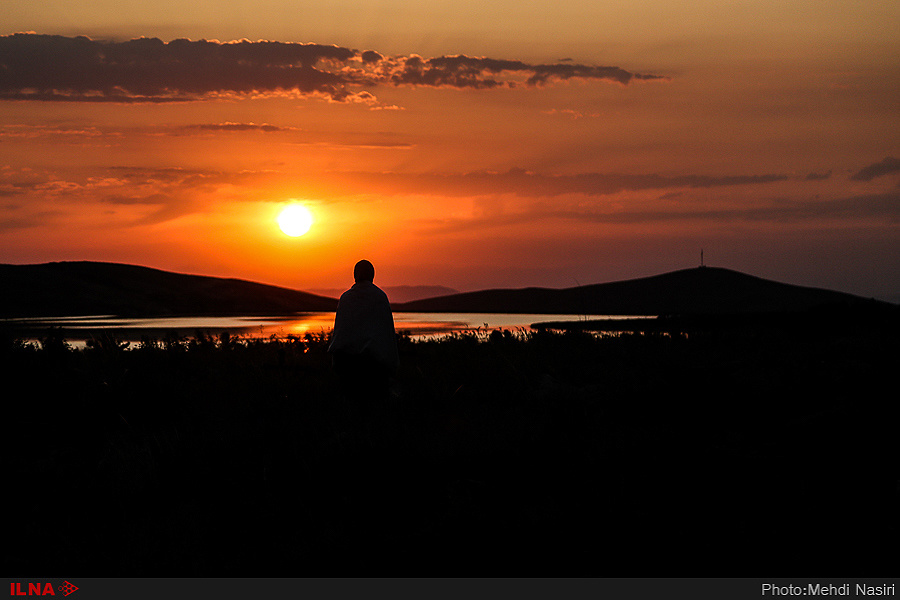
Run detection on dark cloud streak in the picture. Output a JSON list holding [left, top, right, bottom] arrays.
[[322, 168, 789, 198], [418, 192, 900, 235], [851, 157, 900, 182], [181, 122, 297, 133], [390, 55, 664, 88], [0, 33, 666, 103]]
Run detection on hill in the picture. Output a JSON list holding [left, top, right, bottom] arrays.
[[0, 261, 337, 318], [393, 266, 879, 315], [2, 262, 885, 320]]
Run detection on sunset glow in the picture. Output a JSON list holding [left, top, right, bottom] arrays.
[[0, 1, 898, 298]]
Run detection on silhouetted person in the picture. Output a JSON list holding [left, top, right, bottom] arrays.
[[329, 260, 399, 417]]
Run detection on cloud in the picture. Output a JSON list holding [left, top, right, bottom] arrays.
[[0, 33, 666, 103], [417, 192, 900, 235], [386, 55, 666, 89], [544, 108, 602, 119], [589, 192, 900, 225], [0, 213, 52, 231], [0, 166, 67, 196], [318, 168, 789, 198], [0, 34, 356, 102], [851, 157, 900, 182], [0, 165, 274, 226], [361, 50, 384, 64], [182, 122, 298, 133], [0, 124, 105, 139]]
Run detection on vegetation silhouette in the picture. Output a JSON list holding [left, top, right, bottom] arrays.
[[2, 308, 898, 575]]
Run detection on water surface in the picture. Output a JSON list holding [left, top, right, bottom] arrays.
[[3, 312, 643, 346]]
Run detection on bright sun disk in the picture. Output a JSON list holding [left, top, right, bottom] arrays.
[[277, 204, 314, 237]]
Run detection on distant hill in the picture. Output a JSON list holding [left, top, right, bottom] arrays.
[[310, 285, 460, 304], [393, 267, 881, 316], [1, 262, 886, 320], [0, 261, 337, 318]]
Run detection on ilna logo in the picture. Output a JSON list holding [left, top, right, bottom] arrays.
[[9, 582, 78, 597]]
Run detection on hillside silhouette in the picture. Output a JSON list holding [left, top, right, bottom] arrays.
[[0, 261, 337, 317], [1, 262, 886, 319], [394, 266, 879, 315]]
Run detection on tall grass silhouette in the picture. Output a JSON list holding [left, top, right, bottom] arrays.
[[2, 313, 897, 575]]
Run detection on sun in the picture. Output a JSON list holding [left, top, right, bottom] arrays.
[[277, 204, 314, 237]]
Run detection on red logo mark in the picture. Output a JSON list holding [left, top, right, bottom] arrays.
[[8, 582, 77, 597], [10, 583, 54, 596]]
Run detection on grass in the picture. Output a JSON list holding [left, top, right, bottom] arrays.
[[2, 318, 897, 575]]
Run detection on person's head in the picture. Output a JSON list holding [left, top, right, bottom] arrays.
[[353, 259, 375, 283]]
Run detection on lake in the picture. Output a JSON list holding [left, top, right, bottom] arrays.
[[2, 312, 644, 346]]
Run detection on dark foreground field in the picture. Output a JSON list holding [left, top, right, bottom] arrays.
[[3, 312, 898, 575]]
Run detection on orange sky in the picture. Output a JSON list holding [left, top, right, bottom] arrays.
[[1, 2, 898, 298]]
